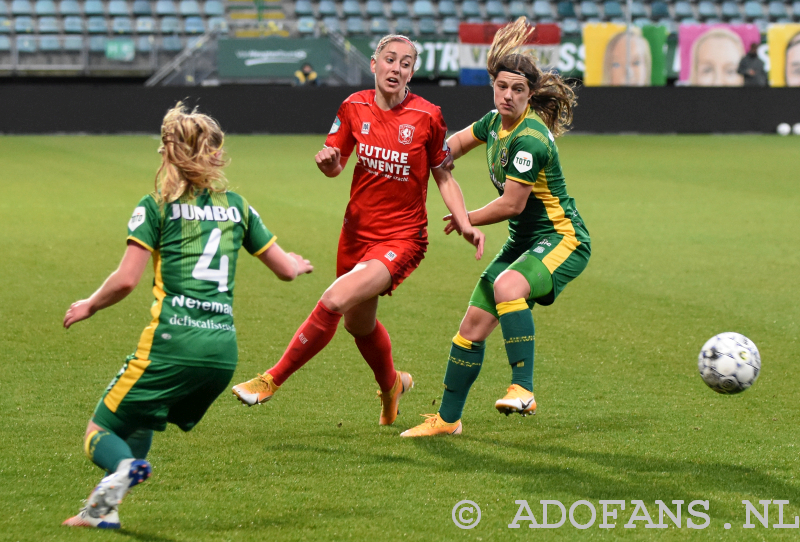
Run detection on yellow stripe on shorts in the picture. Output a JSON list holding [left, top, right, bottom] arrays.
[[103, 357, 151, 413]]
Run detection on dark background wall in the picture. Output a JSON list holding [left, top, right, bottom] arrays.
[[2, 82, 799, 134]]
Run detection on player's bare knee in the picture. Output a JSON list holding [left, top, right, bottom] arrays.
[[493, 272, 529, 304], [320, 290, 346, 313], [344, 319, 375, 337]]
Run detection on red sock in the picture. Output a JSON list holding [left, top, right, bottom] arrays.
[[267, 301, 342, 386], [354, 320, 397, 392]]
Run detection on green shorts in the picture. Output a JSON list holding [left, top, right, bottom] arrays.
[[469, 235, 591, 318], [92, 355, 235, 436]]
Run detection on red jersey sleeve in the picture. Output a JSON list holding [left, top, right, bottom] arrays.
[[426, 107, 450, 169], [324, 101, 357, 159]]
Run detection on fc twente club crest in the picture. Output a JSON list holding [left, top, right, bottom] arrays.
[[398, 124, 415, 145]]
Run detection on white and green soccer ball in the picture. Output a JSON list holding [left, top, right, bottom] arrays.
[[698, 333, 760, 394]]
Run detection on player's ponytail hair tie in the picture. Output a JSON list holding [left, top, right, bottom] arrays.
[[155, 101, 230, 205], [486, 17, 576, 138]]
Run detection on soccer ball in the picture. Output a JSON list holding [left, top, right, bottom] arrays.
[[697, 333, 760, 394]]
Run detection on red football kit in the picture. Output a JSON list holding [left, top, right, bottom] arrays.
[[325, 89, 451, 292]]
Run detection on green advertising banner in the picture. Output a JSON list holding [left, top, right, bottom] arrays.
[[106, 39, 135, 62], [217, 38, 332, 78]]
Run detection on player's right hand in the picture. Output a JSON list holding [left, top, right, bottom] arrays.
[[289, 253, 314, 275], [315, 146, 341, 176], [64, 299, 95, 329], [462, 226, 485, 260]]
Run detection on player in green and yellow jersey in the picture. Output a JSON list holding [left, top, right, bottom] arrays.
[[402, 18, 590, 437], [62, 103, 313, 528]]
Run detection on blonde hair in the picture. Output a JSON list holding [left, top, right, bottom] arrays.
[[486, 17, 576, 137], [372, 34, 419, 65], [602, 29, 652, 86], [155, 101, 228, 205]]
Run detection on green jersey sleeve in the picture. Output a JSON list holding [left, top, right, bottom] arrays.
[[243, 203, 276, 256], [505, 135, 551, 186], [126, 194, 161, 252], [470, 110, 497, 143]]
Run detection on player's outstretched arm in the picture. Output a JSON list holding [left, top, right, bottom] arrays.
[[63, 241, 151, 329], [258, 242, 313, 281], [441, 126, 485, 172], [432, 167, 484, 260], [314, 146, 350, 178]]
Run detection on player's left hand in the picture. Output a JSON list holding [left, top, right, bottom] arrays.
[[462, 226, 485, 260], [64, 299, 95, 329], [442, 213, 460, 235]]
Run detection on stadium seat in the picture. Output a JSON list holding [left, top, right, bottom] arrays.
[[674, 1, 693, 19], [365, 0, 384, 17], [0, 16, 10, 32], [370, 16, 389, 34], [0, 3, 5, 15], [697, 1, 717, 20], [17, 35, 36, 52], [184, 15, 204, 33], [650, 1, 670, 19], [34, 0, 56, 14], [161, 34, 182, 50], [465, 16, 484, 23], [394, 16, 412, 33], [321, 15, 339, 32], [345, 15, 365, 34], [442, 15, 458, 33], [556, 1, 575, 19], [59, 0, 80, 15], [485, 0, 504, 18], [603, 1, 622, 19], [87, 16, 107, 33], [792, 1, 800, 20], [133, 0, 152, 15], [112, 15, 132, 33], [88, 35, 106, 51], [417, 16, 435, 34], [294, 0, 313, 16], [38, 14, 57, 31], [63, 14, 82, 31], [109, 0, 128, 16], [14, 15, 34, 32], [136, 16, 155, 33], [179, 0, 201, 16], [561, 17, 580, 34], [136, 35, 152, 51], [720, 1, 740, 20], [84, 0, 104, 15], [461, 0, 480, 18], [743, 1, 764, 20], [342, 0, 361, 16], [296, 15, 315, 33], [318, 0, 337, 16], [160, 15, 179, 32], [509, 1, 528, 18], [63, 35, 83, 50], [11, 0, 32, 15], [155, 0, 177, 16], [767, 1, 787, 20], [412, 0, 434, 17], [533, 0, 552, 19], [39, 34, 59, 50], [389, 0, 408, 16], [630, 1, 646, 18], [438, 0, 455, 17], [204, 0, 223, 16], [579, 1, 600, 20], [0, 35, 9, 49], [207, 15, 226, 31]]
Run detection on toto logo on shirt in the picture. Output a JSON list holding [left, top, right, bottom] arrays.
[[398, 124, 415, 145]]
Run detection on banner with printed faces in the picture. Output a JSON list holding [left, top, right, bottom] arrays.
[[582, 23, 669, 86], [678, 24, 761, 86], [767, 24, 800, 87], [457, 23, 561, 86]]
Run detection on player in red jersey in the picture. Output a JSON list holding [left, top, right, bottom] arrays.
[[233, 35, 484, 425]]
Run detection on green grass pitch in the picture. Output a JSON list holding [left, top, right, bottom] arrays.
[[1, 134, 798, 541]]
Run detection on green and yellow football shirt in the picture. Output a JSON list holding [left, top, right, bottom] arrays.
[[470, 106, 590, 253], [126, 190, 275, 370]]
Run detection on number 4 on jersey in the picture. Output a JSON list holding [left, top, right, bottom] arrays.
[[193, 228, 229, 292]]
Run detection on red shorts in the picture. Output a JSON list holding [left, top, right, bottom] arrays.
[[336, 233, 427, 295]]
